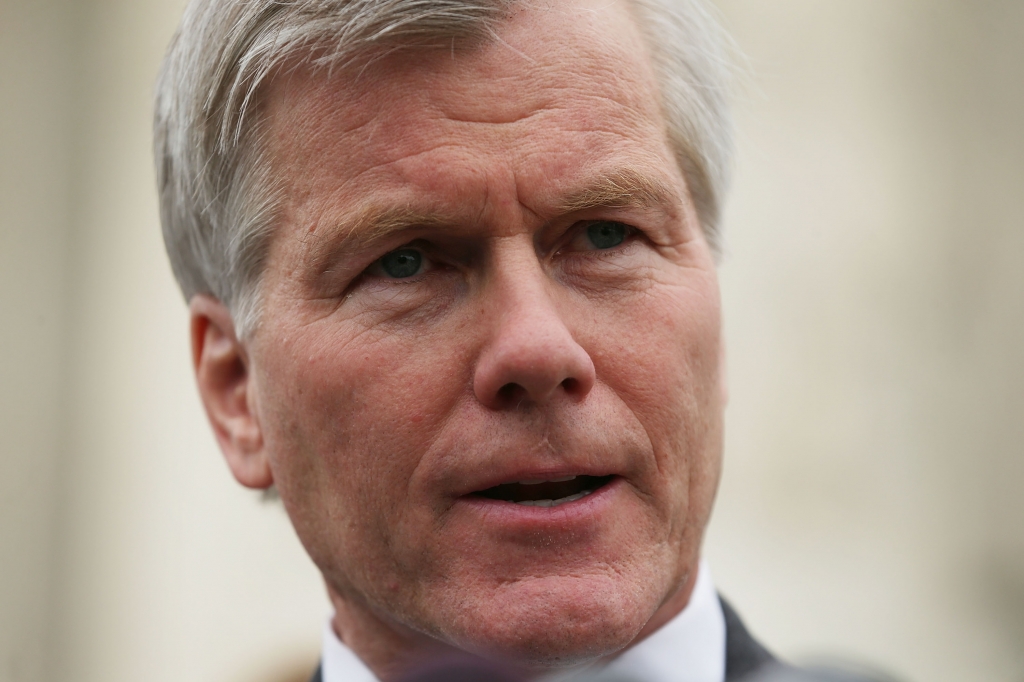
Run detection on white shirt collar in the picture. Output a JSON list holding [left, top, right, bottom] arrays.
[[321, 615, 378, 682], [322, 560, 725, 682]]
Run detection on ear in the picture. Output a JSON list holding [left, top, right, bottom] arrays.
[[718, 331, 729, 407], [190, 294, 273, 489]]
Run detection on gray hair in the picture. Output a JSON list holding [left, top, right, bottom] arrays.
[[154, 0, 734, 338]]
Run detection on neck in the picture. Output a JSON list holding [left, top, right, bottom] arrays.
[[604, 563, 700, 662], [327, 589, 458, 682], [327, 564, 702, 681]]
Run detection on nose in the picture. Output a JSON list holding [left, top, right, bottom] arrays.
[[473, 265, 596, 410]]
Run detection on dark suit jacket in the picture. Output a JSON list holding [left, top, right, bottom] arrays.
[[309, 596, 780, 682], [720, 597, 776, 680]]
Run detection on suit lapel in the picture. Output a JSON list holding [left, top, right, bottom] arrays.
[[720, 596, 775, 681]]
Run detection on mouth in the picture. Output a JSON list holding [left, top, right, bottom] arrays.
[[470, 475, 616, 508]]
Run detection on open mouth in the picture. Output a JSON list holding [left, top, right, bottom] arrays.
[[472, 475, 615, 508]]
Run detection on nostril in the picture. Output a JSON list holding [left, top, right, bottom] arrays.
[[561, 377, 579, 394], [497, 383, 521, 402]]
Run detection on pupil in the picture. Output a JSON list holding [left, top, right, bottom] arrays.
[[587, 221, 627, 249], [381, 249, 422, 278]]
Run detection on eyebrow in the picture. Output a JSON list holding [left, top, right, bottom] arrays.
[[555, 167, 675, 215], [304, 206, 449, 275], [303, 166, 676, 272]]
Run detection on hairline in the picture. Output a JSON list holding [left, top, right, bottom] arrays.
[[155, 0, 733, 340]]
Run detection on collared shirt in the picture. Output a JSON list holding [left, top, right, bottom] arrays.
[[322, 560, 725, 682]]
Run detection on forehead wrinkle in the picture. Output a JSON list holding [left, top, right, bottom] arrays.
[[556, 167, 675, 215]]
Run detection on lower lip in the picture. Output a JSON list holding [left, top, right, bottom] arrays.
[[454, 476, 623, 530]]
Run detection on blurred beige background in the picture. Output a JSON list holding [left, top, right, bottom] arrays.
[[1, 1, 1021, 681]]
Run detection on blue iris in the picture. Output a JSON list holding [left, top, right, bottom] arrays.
[[380, 248, 422, 278], [587, 221, 628, 249]]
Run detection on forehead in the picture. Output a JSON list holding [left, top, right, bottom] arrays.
[[261, 0, 681, 236]]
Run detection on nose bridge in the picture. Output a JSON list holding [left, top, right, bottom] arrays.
[[473, 242, 596, 409], [492, 243, 557, 326]]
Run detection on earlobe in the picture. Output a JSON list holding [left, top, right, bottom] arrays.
[[190, 294, 274, 489]]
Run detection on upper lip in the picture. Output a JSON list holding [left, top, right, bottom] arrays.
[[423, 425, 639, 500], [454, 465, 618, 498]]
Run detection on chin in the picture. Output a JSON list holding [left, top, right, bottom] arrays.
[[434, 571, 663, 669]]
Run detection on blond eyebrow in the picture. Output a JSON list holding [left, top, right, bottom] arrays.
[[343, 206, 450, 247], [303, 168, 675, 273], [556, 167, 675, 215], [304, 205, 450, 274]]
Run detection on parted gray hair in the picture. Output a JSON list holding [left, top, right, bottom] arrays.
[[154, 0, 734, 338]]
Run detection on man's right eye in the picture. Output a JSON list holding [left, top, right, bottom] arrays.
[[370, 247, 426, 279]]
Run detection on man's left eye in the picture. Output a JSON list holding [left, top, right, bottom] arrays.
[[560, 221, 636, 256], [585, 221, 629, 249]]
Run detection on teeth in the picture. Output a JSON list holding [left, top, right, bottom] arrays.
[[514, 490, 592, 507], [517, 475, 577, 485]]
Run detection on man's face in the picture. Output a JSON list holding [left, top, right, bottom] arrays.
[[246, 0, 724, 666]]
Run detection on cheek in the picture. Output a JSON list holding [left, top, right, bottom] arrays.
[[594, 277, 720, 416], [251, 323, 470, 567], [585, 274, 723, 511]]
